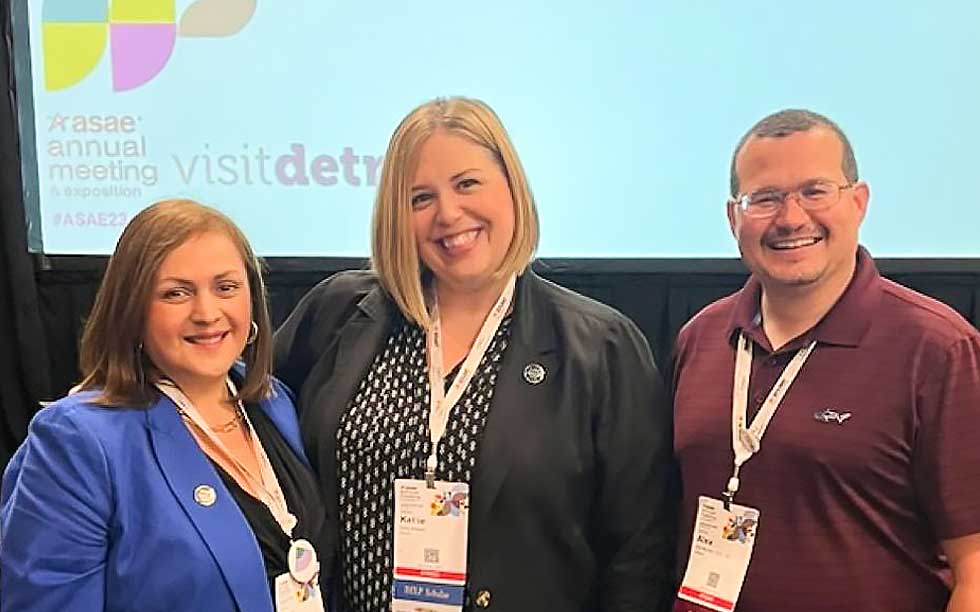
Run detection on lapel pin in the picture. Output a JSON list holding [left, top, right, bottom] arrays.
[[194, 484, 217, 507], [523, 362, 546, 385]]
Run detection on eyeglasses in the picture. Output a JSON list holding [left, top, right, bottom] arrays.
[[732, 179, 854, 219]]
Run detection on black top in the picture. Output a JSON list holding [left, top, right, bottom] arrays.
[[274, 270, 677, 610], [211, 403, 325, 597], [336, 317, 512, 612]]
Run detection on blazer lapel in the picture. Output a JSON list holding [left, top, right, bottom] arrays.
[[257, 385, 309, 469], [304, 286, 394, 540], [470, 271, 559, 531], [229, 362, 310, 469], [146, 396, 273, 612]]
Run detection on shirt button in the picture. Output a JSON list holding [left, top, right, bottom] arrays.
[[765, 356, 779, 367], [474, 589, 492, 608], [753, 393, 765, 405]]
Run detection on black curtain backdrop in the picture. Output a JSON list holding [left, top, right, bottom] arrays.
[[1, 8, 51, 471], [30, 260, 980, 403], [3, 15, 980, 473]]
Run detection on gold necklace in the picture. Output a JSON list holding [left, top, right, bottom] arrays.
[[210, 410, 244, 433], [176, 406, 244, 434]]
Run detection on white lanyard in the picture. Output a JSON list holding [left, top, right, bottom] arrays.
[[156, 378, 298, 537], [724, 333, 816, 506], [424, 274, 516, 487]]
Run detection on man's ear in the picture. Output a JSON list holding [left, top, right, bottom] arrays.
[[851, 181, 870, 224]]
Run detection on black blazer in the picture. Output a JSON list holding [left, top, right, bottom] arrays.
[[274, 269, 675, 611]]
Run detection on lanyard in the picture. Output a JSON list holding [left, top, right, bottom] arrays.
[[723, 332, 816, 507], [424, 274, 516, 487], [157, 378, 298, 537]]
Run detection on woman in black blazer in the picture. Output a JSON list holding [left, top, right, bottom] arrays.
[[274, 97, 675, 611]]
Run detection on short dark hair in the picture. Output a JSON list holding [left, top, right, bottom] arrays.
[[78, 199, 273, 406], [729, 109, 859, 196]]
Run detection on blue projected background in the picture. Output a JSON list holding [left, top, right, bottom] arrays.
[[14, 1, 980, 257]]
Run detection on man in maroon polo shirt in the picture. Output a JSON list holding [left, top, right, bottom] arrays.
[[672, 109, 980, 612]]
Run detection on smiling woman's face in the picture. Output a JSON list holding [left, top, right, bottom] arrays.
[[410, 130, 516, 294], [142, 230, 251, 395]]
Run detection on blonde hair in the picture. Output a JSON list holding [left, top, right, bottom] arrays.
[[371, 97, 539, 326], [78, 198, 273, 406]]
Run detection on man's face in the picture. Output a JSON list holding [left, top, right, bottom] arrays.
[[728, 127, 869, 292]]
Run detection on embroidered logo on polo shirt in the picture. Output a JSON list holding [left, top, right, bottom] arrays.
[[813, 408, 852, 425]]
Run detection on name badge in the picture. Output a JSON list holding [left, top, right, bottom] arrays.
[[392, 478, 469, 612], [675, 496, 760, 612], [273, 572, 324, 612]]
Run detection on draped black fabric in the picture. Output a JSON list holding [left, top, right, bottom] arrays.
[[0, 9, 51, 471], [29, 262, 980, 400]]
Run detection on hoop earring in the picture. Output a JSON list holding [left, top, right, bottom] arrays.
[[246, 321, 258, 345]]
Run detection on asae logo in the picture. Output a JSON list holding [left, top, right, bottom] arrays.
[[42, 0, 256, 92]]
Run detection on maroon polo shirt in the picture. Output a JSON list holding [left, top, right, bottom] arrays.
[[673, 247, 980, 612]]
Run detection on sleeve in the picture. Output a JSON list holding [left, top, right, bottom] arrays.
[[667, 318, 696, 401], [914, 333, 980, 539], [595, 317, 678, 612], [0, 407, 112, 612]]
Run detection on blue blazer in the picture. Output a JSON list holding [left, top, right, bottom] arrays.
[[0, 378, 308, 612]]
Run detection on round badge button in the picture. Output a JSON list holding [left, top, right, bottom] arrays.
[[288, 538, 319, 584], [523, 362, 546, 385], [193, 485, 217, 507]]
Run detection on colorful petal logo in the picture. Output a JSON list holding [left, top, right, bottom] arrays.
[[294, 548, 313, 573], [42, 0, 256, 91], [428, 486, 469, 517]]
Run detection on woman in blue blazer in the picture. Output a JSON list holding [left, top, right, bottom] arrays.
[[1, 199, 325, 612]]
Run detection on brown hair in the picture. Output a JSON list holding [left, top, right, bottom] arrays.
[[78, 198, 273, 406], [730, 108, 859, 196], [371, 96, 539, 326]]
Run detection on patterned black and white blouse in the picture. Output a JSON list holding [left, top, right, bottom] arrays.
[[336, 316, 513, 612]]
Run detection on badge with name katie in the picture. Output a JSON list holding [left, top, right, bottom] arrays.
[[392, 478, 469, 612]]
